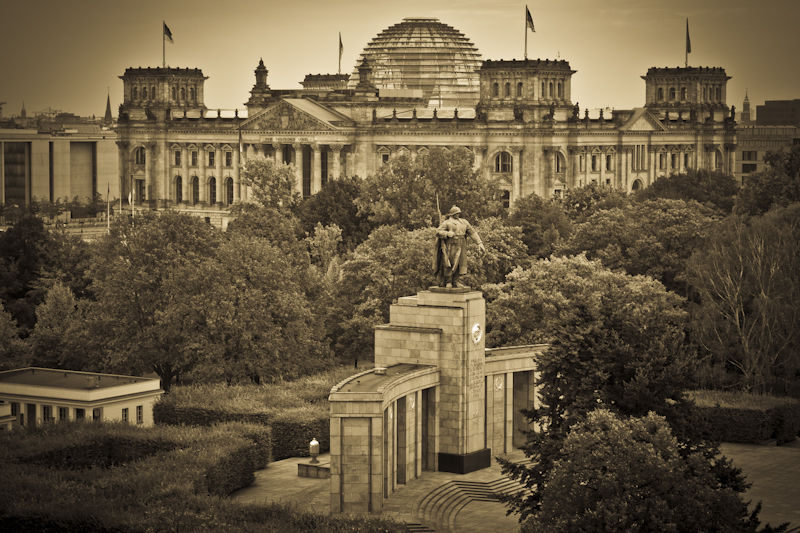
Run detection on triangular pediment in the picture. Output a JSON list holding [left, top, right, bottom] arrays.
[[242, 99, 353, 132], [620, 108, 668, 132]]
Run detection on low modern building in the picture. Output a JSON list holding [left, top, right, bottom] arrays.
[[0, 126, 119, 213], [736, 125, 800, 183], [756, 99, 800, 127], [0, 368, 163, 429]]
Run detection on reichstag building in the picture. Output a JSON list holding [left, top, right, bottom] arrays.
[[114, 17, 736, 225]]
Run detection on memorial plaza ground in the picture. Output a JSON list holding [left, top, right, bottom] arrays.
[[232, 440, 800, 533]]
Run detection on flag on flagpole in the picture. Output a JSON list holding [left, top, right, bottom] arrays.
[[685, 18, 691, 54], [339, 32, 344, 60], [526, 6, 535, 32], [164, 22, 173, 44]]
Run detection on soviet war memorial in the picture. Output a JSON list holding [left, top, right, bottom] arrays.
[[2, 1, 800, 532]]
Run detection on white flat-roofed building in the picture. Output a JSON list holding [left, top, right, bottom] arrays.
[[0, 368, 164, 429]]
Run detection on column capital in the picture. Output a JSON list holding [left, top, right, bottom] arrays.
[[329, 142, 343, 152], [272, 141, 282, 150], [115, 141, 129, 149], [310, 142, 321, 152], [509, 146, 523, 155], [292, 142, 303, 151]]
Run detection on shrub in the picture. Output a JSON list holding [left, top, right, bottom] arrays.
[[687, 390, 800, 444], [271, 404, 331, 461]]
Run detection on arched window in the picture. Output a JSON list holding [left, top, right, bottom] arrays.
[[549, 82, 553, 97], [541, 81, 545, 97], [180, 87, 185, 100], [517, 82, 523, 97], [171, 87, 176, 100], [191, 177, 199, 205], [681, 87, 687, 100], [208, 177, 217, 204], [175, 176, 183, 203], [632, 179, 643, 191], [190, 87, 195, 100], [658, 87, 664, 100], [492, 83, 499, 97], [142, 87, 147, 99], [225, 178, 234, 205], [495, 152, 512, 173], [716, 87, 721, 101], [504, 82, 511, 97], [151, 86, 156, 99], [669, 87, 676, 100], [134, 147, 146, 165], [132, 86, 138, 100], [703, 86, 707, 100], [555, 152, 565, 173], [557, 82, 563, 99]]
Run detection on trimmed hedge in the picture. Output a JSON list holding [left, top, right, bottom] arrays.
[[153, 404, 275, 427], [271, 404, 331, 461], [686, 390, 800, 445]]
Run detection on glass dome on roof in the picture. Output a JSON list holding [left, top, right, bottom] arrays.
[[347, 17, 482, 108]]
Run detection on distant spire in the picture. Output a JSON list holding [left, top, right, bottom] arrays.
[[21, 101, 27, 118], [104, 90, 113, 125]]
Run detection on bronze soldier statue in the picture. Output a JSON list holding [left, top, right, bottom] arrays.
[[434, 206, 486, 288]]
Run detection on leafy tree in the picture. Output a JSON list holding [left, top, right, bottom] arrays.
[[558, 182, 629, 223], [735, 144, 800, 216], [295, 175, 373, 250], [88, 212, 222, 391], [355, 146, 504, 229], [305, 222, 343, 272], [0, 215, 56, 334], [557, 198, 719, 295], [635, 169, 739, 214], [687, 204, 800, 393], [505, 193, 572, 258], [526, 409, 788, 533], [31, 197, 66, 222], [0, 303, 29, 370], [239, 156, 300, 210], [185, 233, 332, 384], [28, 282, 92, 370]]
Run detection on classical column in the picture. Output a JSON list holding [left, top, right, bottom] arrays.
[[311, 143, 322, 194], [199, 144, 207, 205], [273, 142, 283, 165], [474, 145, 487, 174], [180, 143, 189, 204], [144, 142, 154, 203], [329, 143, 343, 180], [510, 147, 522, 203], [214, 144, 223, 205], [625, 148, 632, 190], [292, 142, 304, 196], [599, 149, 606, 185], [116, 141, 128, 203], [725, 143, 736, 175]]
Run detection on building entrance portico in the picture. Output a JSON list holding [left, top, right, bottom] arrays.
[[328, 289, 545, 514]]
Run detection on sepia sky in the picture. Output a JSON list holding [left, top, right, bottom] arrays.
[[1, 0, 797, 118]]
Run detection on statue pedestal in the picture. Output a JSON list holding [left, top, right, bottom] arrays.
[[375, 288, 487, 473]]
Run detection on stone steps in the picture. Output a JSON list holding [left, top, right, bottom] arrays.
[[413, 477, 525, 532]]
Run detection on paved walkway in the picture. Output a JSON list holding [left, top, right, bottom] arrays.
[[231, 442, 800, 532]]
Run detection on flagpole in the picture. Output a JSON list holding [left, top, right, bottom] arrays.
[[163, 22, 165, 68], [524, 6, 528, 60]]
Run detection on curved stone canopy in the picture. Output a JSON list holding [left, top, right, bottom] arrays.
[[347, 17, 482, 108]]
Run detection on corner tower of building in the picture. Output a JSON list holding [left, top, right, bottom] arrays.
[[119, 67, 208, 121], [642, 67, 730, 119]]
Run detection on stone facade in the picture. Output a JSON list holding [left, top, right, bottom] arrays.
[[112, 19, 737, 226]]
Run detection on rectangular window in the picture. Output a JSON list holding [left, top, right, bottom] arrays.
[[191, 151, 198, 166], [76, 408, 85, 420], [174, 150, 181, 166], [742, 150, 758, 161], [136, 405, 143, 424], [742, 163, 758, 173], [59, 407, 68, 421], [684, 153, 690, 169], [225, 151, 232, 167], [92, 408, 102, 421], [659, 153, 666, 170], [579, 155, 585, 172], [501, 190, 511, 208], [43, 405, 53, 422], [321, 151, 328, 186], [591, 155, 597, 171], [208, 151, 215, 167], [606, 154, 612, 171], [671, 153, 677, 169], [122, 408, 129, 423], [381, 153, 389, 165]]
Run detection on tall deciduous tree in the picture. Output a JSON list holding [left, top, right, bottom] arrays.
[[558, 182, 628, 223], [0, 303, 29, 370], [557, 198, 719, 295], [635, 169, 739, 214], [735, 145, 800, 217], [355, 146, 504, 229], [687, 204, 800, 393], [505, 193, 572, 258], [526, 409, 787, 533], [88, 212, 221, 391], [239, 155, 300, 210]]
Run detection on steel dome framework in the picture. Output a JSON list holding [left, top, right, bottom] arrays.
[[347, 17, 482, 108]]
